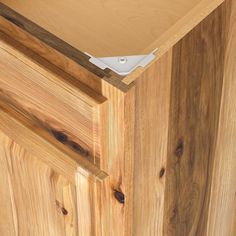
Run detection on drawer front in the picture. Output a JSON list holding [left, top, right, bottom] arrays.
[[0, 39, 107, 166]]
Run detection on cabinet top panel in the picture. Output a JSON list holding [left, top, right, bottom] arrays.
[[1, 0, 223, 58]]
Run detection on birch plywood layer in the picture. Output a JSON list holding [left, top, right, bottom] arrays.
[[1, 0, 224, 57]]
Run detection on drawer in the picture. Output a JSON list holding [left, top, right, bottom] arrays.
[[0, 38, 107, 167]]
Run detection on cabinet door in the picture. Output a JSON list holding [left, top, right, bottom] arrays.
[[0, 129, 78, 236]]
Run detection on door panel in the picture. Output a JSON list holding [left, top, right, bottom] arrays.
[[0, 130, 78, 236]]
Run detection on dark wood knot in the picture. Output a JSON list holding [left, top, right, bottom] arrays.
[[175, 139, 184, 158], [114, 190, 125, 204], [56, 200, 68, 216], [70, 141, 89, 157], [159, 167, 166, 178], [52, 130, 90, 157], [61, 207, 68, 216], [52, 131, 68, 143]]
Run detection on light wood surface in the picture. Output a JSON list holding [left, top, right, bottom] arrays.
[[0, 26, 135, 235], [132, 50, 172, 236], [0, 37, 107, 166], [163, 5, 225, 235], [0, 1, 235, 235], [1, 0, 223, 57], [96, 81, 135, 236], [206, 0, 236, 235], [0, 101, 108, 181], [76, 167, 103, 236], [0, 129, 78, 235], [131, 3, 230, 235]]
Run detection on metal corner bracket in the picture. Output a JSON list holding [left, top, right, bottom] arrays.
[[85, 49, 157, 76]]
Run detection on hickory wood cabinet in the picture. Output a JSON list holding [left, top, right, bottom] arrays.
[[0, 0, 236, 236]]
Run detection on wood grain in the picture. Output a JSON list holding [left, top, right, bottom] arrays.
[[1, 0, 223, 57], [132, 50, 172, 236], [0, 130, 78, 235], [206, 0, 236, 235], [0, 38, 107, 166], [0, 133, 16, 235], [0, 25, 135, 235], [65, 81, 135, 236], [164, 5, 225, 236], [76, 167, 102, 236], [0, 101, 108, 181], [0, 21, 128, 91], [97, 81, 135, 236], [0, 1, 235, 235], [0, 3, 112, 79]]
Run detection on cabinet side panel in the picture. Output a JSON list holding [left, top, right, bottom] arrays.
[[206, 0, 236, 235], [164, 4, 225, 236], [133, 51, 173, 236]]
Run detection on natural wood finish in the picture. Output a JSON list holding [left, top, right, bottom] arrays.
[[0, 1, 235, 235], [0, 38, 107, 166], [0, 3, 113, 79], [68, 82, 135, 236], [0, 130, 78, 235], [206, 1, 236, 235], [0, 100, 108, 182], [164, 5, 225, 236], [94, 82, 135, 236], [76, 167, 102, 236], [1, 0, 223, 57], [76, 169, 95, 236], [132, 50, 172, 236], [130, 4, 229, 235], [0, 26, 135, 236], [0, 14, 129, 91]]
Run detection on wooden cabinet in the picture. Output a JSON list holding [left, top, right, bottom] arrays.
[[0, 0, 236, 235]]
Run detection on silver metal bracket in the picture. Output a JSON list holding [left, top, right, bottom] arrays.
[[85, 49, 157, 76]]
